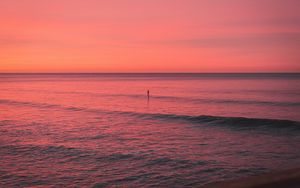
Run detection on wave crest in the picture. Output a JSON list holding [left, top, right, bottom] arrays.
[[1, 99, 299, 130]]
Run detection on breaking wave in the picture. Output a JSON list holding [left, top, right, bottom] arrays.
[[1, 99, 299, 130]]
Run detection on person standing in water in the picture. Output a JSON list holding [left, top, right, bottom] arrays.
[[147, 90, 150, 100]]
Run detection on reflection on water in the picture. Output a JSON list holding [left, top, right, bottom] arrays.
[[0, 73, 300, 187]]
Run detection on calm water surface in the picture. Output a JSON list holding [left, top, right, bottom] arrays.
[[0, 73, 300, 187]]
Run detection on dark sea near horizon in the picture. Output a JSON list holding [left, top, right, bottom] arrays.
[[0, 73, 300, 187]]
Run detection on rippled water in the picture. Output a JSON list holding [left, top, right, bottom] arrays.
[[0, 73, 300, 187]]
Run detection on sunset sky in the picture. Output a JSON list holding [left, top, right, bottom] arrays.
[[0, 0, 299, 73]]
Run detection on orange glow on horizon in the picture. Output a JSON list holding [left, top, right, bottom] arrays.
[[0, 0, 300, 73]]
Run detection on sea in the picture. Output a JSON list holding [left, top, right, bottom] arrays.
[[0, 73, 300, 187]]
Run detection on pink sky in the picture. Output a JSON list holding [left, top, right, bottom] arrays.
[[0, 0, 300, 72]]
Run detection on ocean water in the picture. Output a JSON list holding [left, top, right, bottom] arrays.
[[0, 73, 300, 187]]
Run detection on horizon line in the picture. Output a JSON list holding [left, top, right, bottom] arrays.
[[0, 72, 300, 74]]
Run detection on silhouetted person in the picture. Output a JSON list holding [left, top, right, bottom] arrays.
[[147, 90, 150, 100]]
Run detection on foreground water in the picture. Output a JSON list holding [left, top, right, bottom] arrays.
[[0, 73, 300, 187]]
